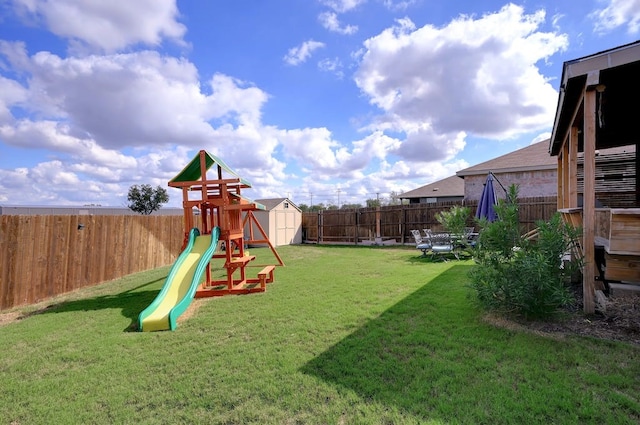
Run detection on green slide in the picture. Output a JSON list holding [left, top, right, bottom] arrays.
[[138, 227, 220, 332]]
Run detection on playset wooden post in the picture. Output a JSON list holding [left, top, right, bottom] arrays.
[[168, 150, 283, 297]]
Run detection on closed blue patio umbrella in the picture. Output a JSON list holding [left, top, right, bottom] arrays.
[[475, 173, 498, 222]]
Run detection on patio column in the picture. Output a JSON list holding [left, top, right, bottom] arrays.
[[582, 88, 597, 314]]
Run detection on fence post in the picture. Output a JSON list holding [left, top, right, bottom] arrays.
[[401, 206, 407, 245], [375, 206, 381, 245], [355, 210, 359, 245]]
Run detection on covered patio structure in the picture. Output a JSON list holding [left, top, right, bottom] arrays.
[[550, 41, 640, 313]]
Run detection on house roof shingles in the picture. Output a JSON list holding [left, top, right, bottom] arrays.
[[456, 140, 555, 177], [399, 175, 465, 199]]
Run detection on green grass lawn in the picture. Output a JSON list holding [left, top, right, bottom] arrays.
[[1, 245, 639, 424]]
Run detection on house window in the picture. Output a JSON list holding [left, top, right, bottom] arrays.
[[284, 202, 289, 209]]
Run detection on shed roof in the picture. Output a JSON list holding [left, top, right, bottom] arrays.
[[399, 175, 464, 199], [254, 198, 301, 212], [457, 140, 555, 177]]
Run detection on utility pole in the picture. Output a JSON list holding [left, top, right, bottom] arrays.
[[337, 188, 341, 208]]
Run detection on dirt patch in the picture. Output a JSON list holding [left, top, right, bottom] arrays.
[[0, 304, 58, 328], [0, 311, 21, 327], [485, 283, 640, 346], [177, 298, 207, 324]]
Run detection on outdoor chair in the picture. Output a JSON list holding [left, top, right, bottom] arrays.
[[411, 229, 432, 257], [429, 232, 457, 261], [463, 226, 477, 248]]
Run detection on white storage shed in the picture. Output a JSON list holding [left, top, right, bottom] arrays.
[[248, 198, 302, 247]]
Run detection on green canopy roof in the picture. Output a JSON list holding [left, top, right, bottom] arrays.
[[169, 150, 252, 187]]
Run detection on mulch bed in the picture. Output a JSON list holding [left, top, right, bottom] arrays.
[[485, 282, 640, 346]]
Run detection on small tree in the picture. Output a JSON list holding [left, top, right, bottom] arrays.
[[127, 184, 169, 215], [309, 204, 325, 212], [366, 198, 381, 208], [341, 203, 362, 210], [386, 191, 403, 206]]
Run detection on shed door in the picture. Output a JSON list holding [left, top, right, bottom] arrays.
[[275, 210, 295, 246]]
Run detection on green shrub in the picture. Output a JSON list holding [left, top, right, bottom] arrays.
[[435, 205, 470, 235], [469, 185, 583, 319]]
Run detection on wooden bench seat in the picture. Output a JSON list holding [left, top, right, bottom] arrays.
[[257, 265, 275, 289], [226, 255, 256, 268]]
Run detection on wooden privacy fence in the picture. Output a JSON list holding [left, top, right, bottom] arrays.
[[302, 196, 557, 244], [1, 215, 184, 310]]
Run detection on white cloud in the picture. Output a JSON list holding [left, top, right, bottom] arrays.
[[0, 41, 284, 205], [394, 128, 467, 163], [0, 161, 84, 205], [278, 127, 341, 170], [318, 57, 344, 78], [277, 127, 401, 180], [591, 0, 640, 34], [319, 11, 358, 35], [319, 0, 367, 13], [0, 75, 27, 123], [382, 0, 417, 11], [0, 45, 273, 153], [205, 74, 269, 126], [31, 160, 80, 186], [284, 40, 326, 65], [0, 1, 577, 208], [10, 0, 186, 53], [354, 4, 568, 156], [531, 132, 551, 144]]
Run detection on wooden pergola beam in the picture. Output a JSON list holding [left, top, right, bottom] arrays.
[[568, 127, 578, 209]]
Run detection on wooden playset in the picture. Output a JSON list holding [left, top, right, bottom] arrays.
[[168, 150, 283, 296]]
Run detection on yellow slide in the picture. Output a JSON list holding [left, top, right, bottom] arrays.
[[138, 227, 220, 332]]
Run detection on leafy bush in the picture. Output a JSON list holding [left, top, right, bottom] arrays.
[[469, 185, 582, 319], [435, 205, 470, 235]]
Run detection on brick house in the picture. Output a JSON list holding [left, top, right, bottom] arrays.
[[401, 138, 635, 205], [457, 140, 636, 206], [456, 140, 557, 201]]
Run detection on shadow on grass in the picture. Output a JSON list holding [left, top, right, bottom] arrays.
[[17, 277, 165, 332], [405, 252, 472, 265], [299, 264, 555, 423], [301, 265, 473, 419]]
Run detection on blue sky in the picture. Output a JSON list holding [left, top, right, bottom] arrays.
[[0, 0, 639, 208]]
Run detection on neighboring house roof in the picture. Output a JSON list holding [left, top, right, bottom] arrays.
[[456, 140, 555, 177], [254, 198, 301, 212], [399, 175, 464, 199]]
